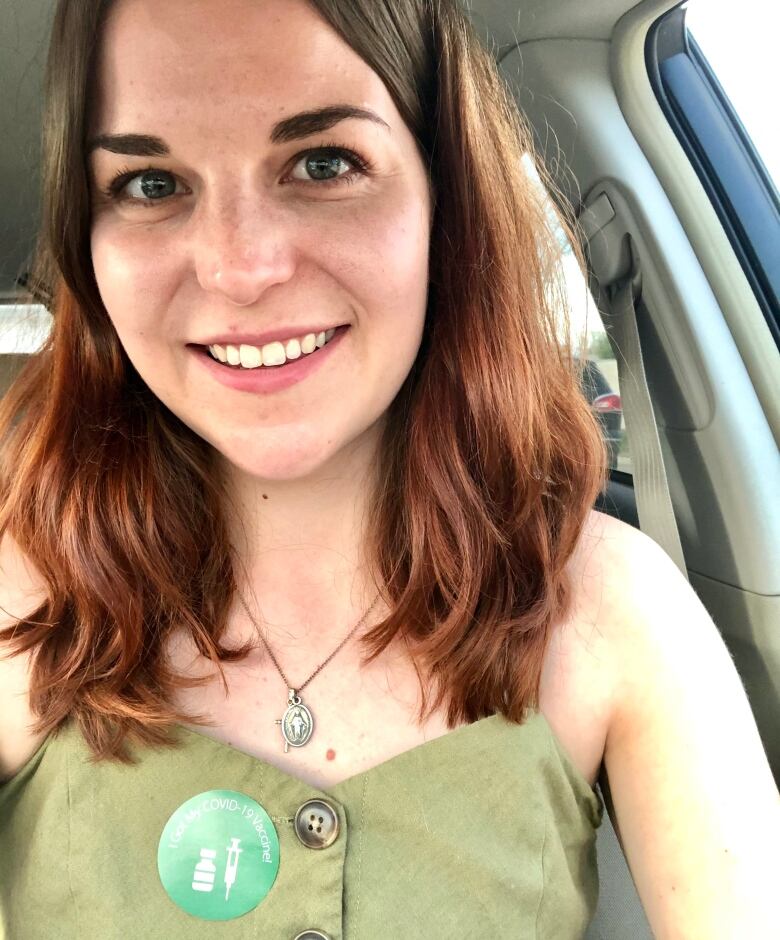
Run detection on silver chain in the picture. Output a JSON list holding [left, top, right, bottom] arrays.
[[236, 589, 383, 694]]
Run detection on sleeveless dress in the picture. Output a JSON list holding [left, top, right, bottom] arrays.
[[0, 710, 603, 939]]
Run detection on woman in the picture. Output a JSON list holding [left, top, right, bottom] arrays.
[[0, 0, 777, 936]]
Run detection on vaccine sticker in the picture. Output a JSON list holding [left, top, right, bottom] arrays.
[[157, 789, 280, 921]]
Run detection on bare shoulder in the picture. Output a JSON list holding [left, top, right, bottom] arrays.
[[575, 512, 780, 936], [538, 509, 650, 783], [570, 507, 741, 691], [540, 508, 721, 784], [561, 506, 694, 654], [0, 530, 50, 781], [557, 506, 745, 738]]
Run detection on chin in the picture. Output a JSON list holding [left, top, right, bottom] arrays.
[[206, 427, 343, 483]]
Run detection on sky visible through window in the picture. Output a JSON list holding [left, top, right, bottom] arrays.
[[685, 0, 779, 185], [555, 0, 779, 348]]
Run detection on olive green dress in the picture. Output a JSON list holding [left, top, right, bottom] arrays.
[[0, 710, 603, 939]]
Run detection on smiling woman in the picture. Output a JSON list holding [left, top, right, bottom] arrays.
[[1, 0, 776, 938], [0, 1, 610, 931], [85, 5, 435, 486]]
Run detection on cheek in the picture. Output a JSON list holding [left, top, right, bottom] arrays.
[[320, 192, 431, 419], [90, 221, 178, 347], [308, 188, 431, 340], [368, 196, 431, 359]]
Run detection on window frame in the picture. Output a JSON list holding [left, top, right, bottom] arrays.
[[646, 4, 780, 347]]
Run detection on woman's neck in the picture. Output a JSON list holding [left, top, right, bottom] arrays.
[[217, 424, 387, 651]]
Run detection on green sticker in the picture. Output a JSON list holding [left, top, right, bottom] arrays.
[[157, 790, 280, 921]]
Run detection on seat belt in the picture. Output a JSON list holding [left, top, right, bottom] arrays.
[[579, 189, 689, 582]]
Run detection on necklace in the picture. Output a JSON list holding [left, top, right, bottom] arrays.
[[237, 589, 382, 753]]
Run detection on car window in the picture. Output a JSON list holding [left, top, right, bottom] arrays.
[[523, 156, 632, 475], [648, 0, 780, 345], [0, 304, 51, 355], [685, 0, 778, 188], [0, 303, 51, 397]]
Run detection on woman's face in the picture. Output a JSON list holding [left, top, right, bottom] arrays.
[[89, 0, 432, 481]]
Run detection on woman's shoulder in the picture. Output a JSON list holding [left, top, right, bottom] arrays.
[[559, 507, 709, 705], [548, 506, 733, 762], [571, 508, 699, 657], [0, 531, 50, 782], [539, 508, 688, 785]]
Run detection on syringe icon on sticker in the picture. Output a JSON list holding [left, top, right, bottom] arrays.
[[224, 838, 243, 900]]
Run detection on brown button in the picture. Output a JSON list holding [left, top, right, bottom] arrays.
[[293, 932, 332, 940], [293, 798, 340, 849]]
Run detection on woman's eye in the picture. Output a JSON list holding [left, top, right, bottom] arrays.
[[100, 147, 370, 207], [288, 147, 368, 185], [103, 168, 187, 205]]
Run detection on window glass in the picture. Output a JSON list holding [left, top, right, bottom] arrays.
[[685, 0, 779, 186], [563, 248, 631, 474], [523, 156, 631, 474], [0, 303, 51, 397], [0, 303, 51, 354]]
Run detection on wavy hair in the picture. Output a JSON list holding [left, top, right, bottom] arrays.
[[0, 0, 607, 760]]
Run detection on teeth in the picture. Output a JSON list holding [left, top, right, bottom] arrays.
[[239, 344, 261, 368], [262, 341, 286, 367], [207, 327, 340, 369]]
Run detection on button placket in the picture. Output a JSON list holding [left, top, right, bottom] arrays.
[[279, 791, 346, 939]]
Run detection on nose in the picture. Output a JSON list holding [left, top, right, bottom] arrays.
[[193, 189, 296, 307]]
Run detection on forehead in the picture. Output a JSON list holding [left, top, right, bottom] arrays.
[[92, 0, 394, 132]]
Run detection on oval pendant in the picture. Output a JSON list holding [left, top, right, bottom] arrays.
[[279, 695, 314, 749]]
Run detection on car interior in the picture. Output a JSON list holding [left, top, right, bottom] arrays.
[[1, 1, 778, 937]]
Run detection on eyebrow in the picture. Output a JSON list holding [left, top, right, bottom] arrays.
[[87, 104, 390, 155]]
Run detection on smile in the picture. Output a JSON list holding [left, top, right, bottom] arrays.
[[208, 328, 338, 369], [191, 324, 349, 395]]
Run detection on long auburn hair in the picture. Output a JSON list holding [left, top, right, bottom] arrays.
[[0, 0, 607, 761]]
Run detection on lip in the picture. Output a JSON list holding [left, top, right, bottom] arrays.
[[189, 324, 349, 394], [196, 324, 347, 348]]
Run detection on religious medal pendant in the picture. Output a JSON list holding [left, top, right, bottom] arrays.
[[275, 688, 314, 753]]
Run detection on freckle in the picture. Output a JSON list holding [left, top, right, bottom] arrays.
[[326, 748, 336, 761]]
